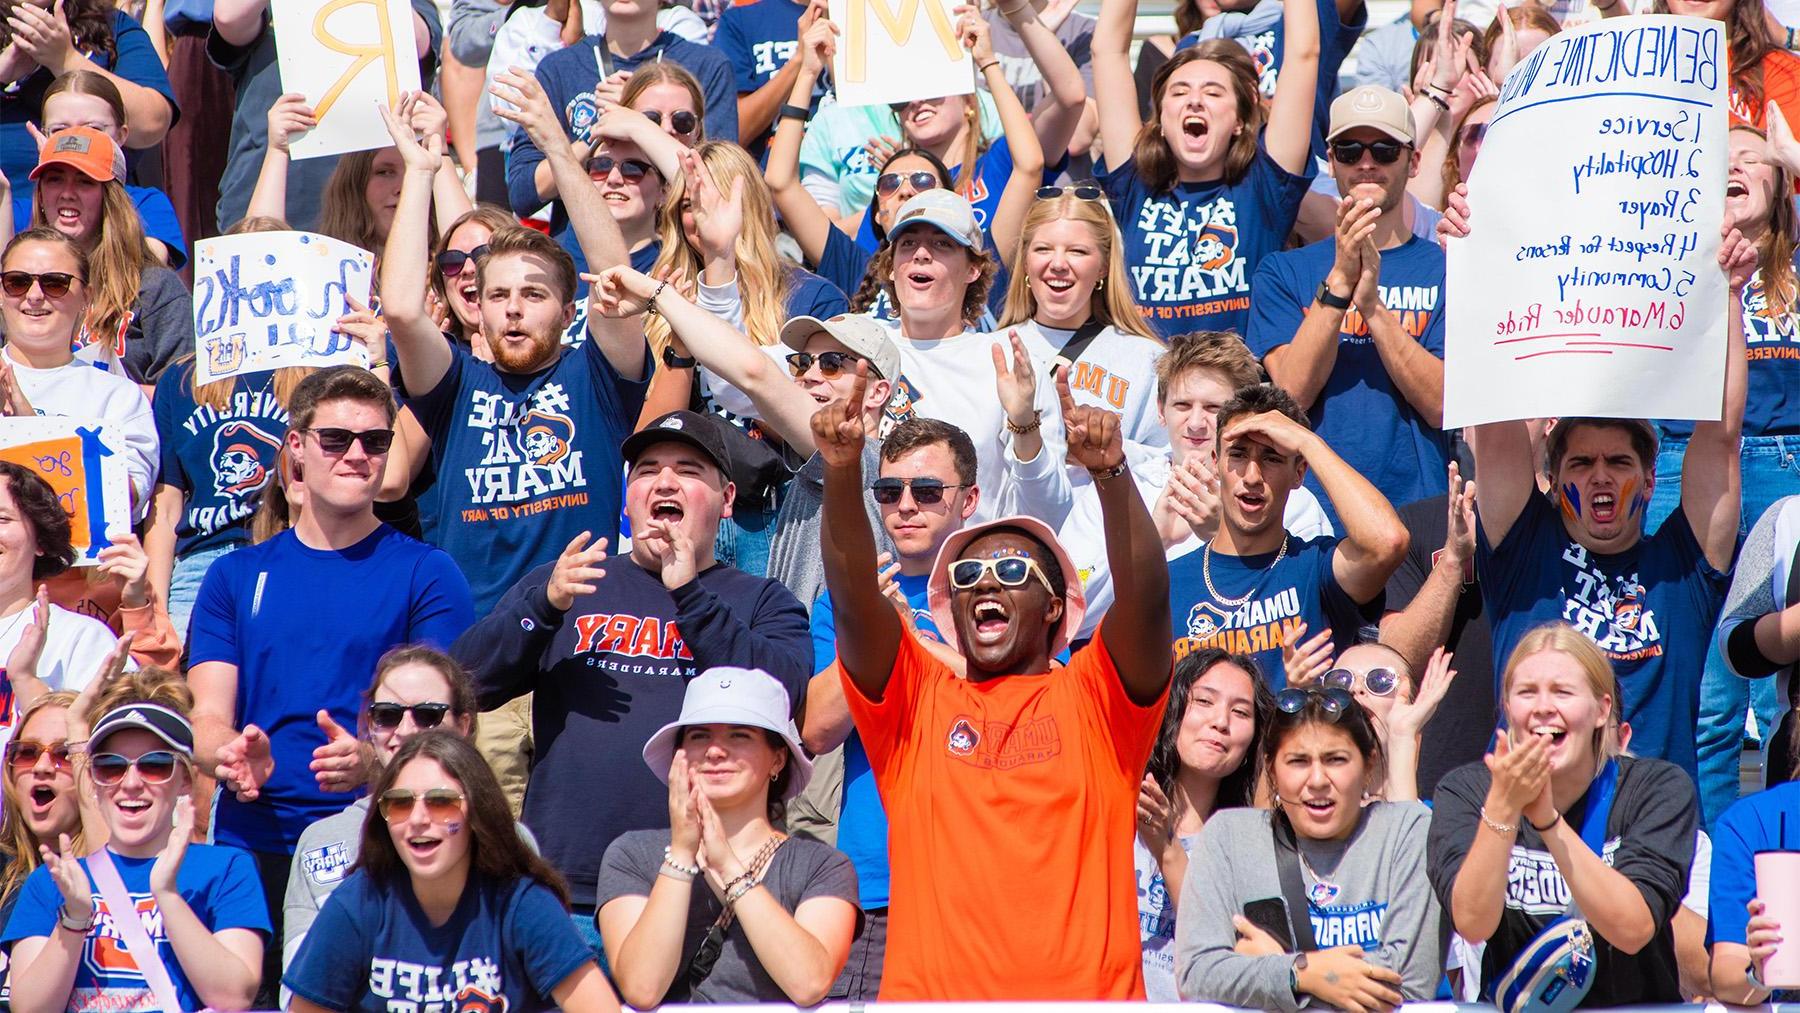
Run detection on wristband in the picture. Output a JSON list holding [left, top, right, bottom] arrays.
[[1426, 92, 1451, 111], [725, 879, 758, 906], [977, 60, 1000, 75], [662, 345, 697, 369], [366, 359, 389, 371], [1088, 460, 1128, 482], [1478, 806, 1518, 836], [778, 103, 811, 122], [644, 279, 668, 315], [1788, 26, 1800, 51], [1527, 811, 1562, 834]]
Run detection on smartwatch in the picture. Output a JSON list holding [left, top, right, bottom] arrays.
[[1315, 280, 1352, 310]]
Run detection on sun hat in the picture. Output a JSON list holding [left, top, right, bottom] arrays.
[[89, 702, 194, 757], [642, 667, 812, 800], [926, 514, 1087, 657]]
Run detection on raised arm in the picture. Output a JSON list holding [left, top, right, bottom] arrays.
[[1092, 0, 1144, 170], [960, 6, 1044, 264], [735, 1, 827, 144], [1002, 0, 1087, 171], [1264, 0, 1322, 175], [1379, 463, 1476, 669], [408, 91, 476, 230], [765, 16, 841, 266], [815, 367, 903, 699], [376, 97, 456, 397], [211, 0, 269, 47], [1682, 228, 1755, 571], [242, 94, 316, 225], [152, 802, 263, 1011], [1066, 375, 1170, 704]]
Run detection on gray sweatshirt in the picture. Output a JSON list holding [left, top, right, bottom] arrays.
[[1175, 803, 1444, 1012]]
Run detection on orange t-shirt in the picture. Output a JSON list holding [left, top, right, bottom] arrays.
[[839, 629, 1168, 1000], [1730, 48, 1800, 128]]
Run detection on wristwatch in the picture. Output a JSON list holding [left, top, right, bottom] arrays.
[[1315, 280, 1352, 310], [662, 345, 697, 369], [57, 904, 94, 933], [1290, 952, 1309, 996]]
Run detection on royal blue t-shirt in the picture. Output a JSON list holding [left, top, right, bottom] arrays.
[[1248, 235, 1451, 521], [1476, 494, 1729, 779], [1167, 534, 1371, 687], [0, 12, 179, 187], [1175, 0, 1367, 161], [1708, 781, 1800, 945], [151, 362, 289, 558], [716, 0, 818, 160], [13, 185, 187, 269], [405, 336, 648, 613], [1659, 254, 1800, 440], [188, 526, 475, 853], [1099, 147, 1312, 339], [285, 872, 592, 1013], [1, 846, 269, 1013]]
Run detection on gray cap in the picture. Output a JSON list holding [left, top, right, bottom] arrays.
[[778, 313, 902, 383], [889, 189, 984, 250]]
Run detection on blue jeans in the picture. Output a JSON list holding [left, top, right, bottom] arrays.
[[168, 543, 236, 643], [1650, 436, 1798, 827], [715, 500, 777, 578]]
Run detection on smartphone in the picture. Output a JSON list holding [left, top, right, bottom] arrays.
[[1242, 897, 1296, 951]]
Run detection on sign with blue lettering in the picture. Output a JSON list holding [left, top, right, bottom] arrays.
[[193, 232, 376, 384], [1445, 14, 1727, 427], [0, 417, 130, 565]]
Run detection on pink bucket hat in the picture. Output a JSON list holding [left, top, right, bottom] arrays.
[[926, 514, 1086, 657]]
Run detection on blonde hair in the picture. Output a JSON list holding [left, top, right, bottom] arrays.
[[649, 142, 793, 351], [1500, 623, 1620, 760], [31, 174, 149, 352], [0, 691, 82, 907], [998, 193, 1159, 341]]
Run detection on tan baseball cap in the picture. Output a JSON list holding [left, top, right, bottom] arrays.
[[779, 313, 902, 383], [1327, 86, 1416, 146]]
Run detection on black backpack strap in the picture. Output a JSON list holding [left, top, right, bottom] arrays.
[[1051, 318, 1109, 375], [1272, 815, 1318, 953]]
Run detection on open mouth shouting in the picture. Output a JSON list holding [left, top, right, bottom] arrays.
[[1588, 490, 1619, 524], [1530, 723, 1569, 747], [650, 498, 685, 524], [26, 783, 59, 818], [969, 597, 1012, 646]]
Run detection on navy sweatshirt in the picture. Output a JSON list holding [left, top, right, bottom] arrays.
[[452, 555, 810, 906]]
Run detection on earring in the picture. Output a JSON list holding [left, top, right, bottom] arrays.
[[1095, 279, 1105, 291]]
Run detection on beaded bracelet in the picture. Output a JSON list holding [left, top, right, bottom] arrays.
[[661, 846, 700, 879]]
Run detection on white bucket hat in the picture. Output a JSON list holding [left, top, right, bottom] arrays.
[[641, 667, 813, 801]]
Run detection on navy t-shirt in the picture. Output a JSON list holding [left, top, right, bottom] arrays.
[[285, 872, 592, 1013], [1099, 147, 1312, 339], [716, 0, 816, 160], [0, 12, 178, 186], [13, 185, 187, 269], [1659, 253, 1800, 440], [187, 526, 475, 853], [816, 226, 876, 309], [151, 362, 289, 558], [1, 846, 270, 1013], [1167, 533, 1372, 687], [404, 333, 649, 613], [1476, 494, 1729, 779], [852, 135, 1051, 253], [1248, 235, 1451, 522]]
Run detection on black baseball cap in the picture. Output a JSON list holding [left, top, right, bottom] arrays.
[[621, 410, 732, 477], [90, 702, 195, 757]]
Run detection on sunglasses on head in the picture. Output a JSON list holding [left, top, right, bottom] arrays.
[[876, 170, 940, 196], [587, 156, 659, 183], [5, 739, 73, 774], [367, 702, 452, 730], [871, 476, 965, 505], [304, 427, 395, 455], [435, 244, 490, 275], [1322, 667, 1402, 697], [785, 349, 874, 379], [0, 270, 80, 298], [89, 750, 180, 786], [379, 787, 466, 822], [1329, 139, 1408, 165], [641, 108, 699, 136], [949, 555, 1052, 592], [1035, 184, 1104, 202], [1273, 686, 1358, 721]]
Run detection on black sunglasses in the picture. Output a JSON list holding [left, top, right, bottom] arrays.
[[90, 750, 181, 786], [1323, 667, 1401, 697], [1329, 139, 1408, 165], [0, 270, 80, 298], [1274, 687, 1358, 721], [587, 156, 660, 183], [367, 702, 452, 730], [1036, 184, 1104, 201], [5, 739, 73, 773], [305, 427, 395, 455], [641, 108, 698, 136], [871, 476, 965, 505], [435, 244, 490, 275], [785, 350, 876, 379], [876, 170, 939, 196]]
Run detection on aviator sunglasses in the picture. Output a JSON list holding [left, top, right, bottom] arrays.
[[871, 477, 966, 506], [379, 787, 467, 822], [5, 740, 74, 774], [876, 170, 940, 195]]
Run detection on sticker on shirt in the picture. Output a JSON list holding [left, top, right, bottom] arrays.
[[1557, 544, 1663, 662], [1504, 839, 1623, 915], [367, 956, 507, 1011], [1308, 898, 1388, 949], [461, 384, 590, 519], [1744, 270, 1800, 357], [1175, 593, 1304, 660], [303, 840, 354, 885], [1128, 194, 1252, 327], [943, 714, 1061, 769]]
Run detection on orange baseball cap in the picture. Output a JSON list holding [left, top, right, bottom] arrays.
[[29, 126, 124, 183]]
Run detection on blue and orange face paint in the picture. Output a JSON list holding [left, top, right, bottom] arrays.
[[1559, 482, 1582, 521], [1558, 478, 1647, 524]]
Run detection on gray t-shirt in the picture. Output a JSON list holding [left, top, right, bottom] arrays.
[[594, 829, 859, 1004], [1175, 803, 1444, 1011]]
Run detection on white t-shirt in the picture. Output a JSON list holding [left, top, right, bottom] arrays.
[[0, 602, 131, 747], [1009, 319, 1170, 453], [7, 351, 159, 518]]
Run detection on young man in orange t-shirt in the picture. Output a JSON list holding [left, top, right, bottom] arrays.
[[811, 368, 1174, 1000]]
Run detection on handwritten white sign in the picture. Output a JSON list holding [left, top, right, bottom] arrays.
[[829, 0, 972, 108], [1445, 15, 1728, 427], [274, 0, 422, 160], [0, 418, 131, 565], [193, 232, 375, 384]]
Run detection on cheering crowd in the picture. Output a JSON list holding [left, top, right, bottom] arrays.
[[0, 0, 1792, 1009]]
